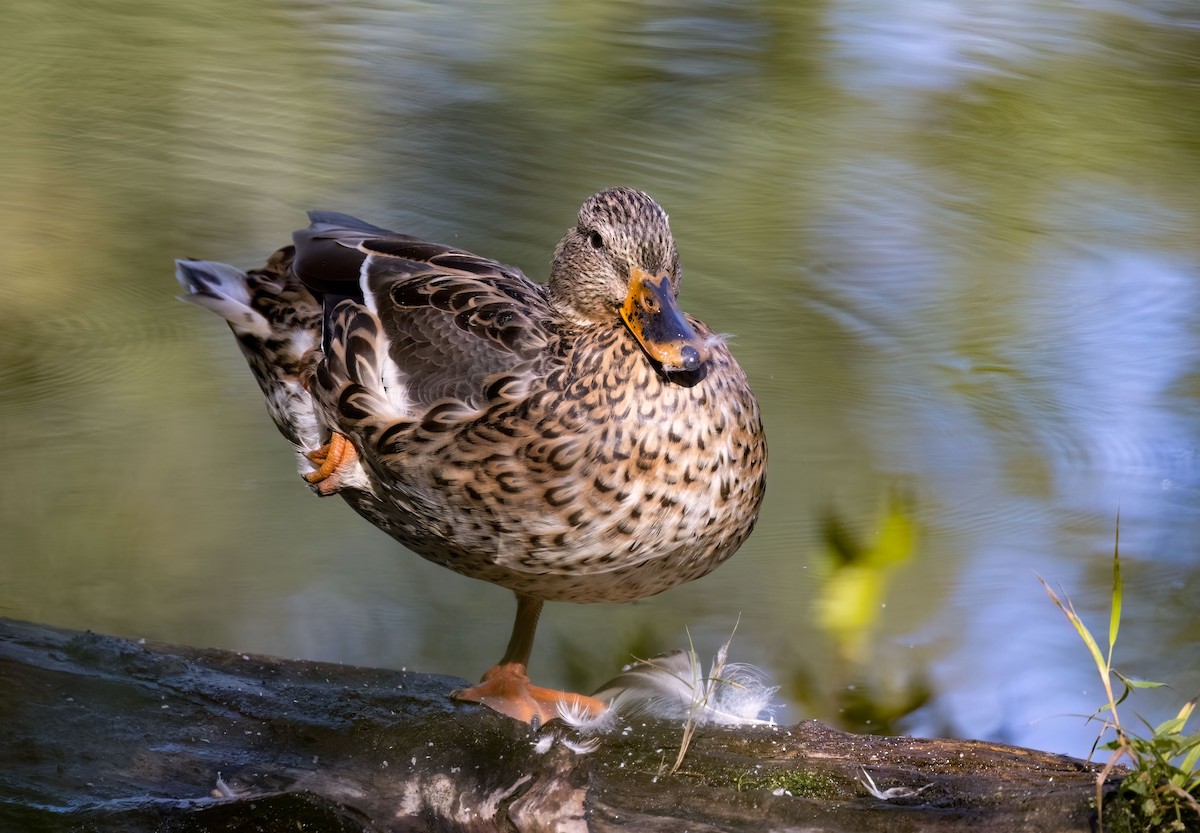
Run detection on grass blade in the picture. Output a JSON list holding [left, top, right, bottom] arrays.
[[1108, 514, 1121, 667], [1113, 670, 1168, 692], [1038, 577, 1109, 688]]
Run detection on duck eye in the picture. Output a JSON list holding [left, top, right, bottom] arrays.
[[587, 230, 604, 250]]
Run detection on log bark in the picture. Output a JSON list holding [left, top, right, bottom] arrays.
[[0, 618, 1114, 832]]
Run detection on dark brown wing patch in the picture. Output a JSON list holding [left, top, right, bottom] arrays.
[[294, 212, 561, 412], [371, 264, 555, 409]]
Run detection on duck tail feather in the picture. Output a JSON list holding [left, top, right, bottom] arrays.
[[175, 259, 272, 339]]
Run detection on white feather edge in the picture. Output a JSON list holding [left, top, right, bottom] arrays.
[[560, 641, 778, 734], [358, 252, 411, 417]]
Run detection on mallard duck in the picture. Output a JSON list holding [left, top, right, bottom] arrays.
[[176, 187, 767, 725]]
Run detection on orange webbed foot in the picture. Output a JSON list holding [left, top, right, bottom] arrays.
[[303, 432, 357, 496], [451, 662, 608, 727]]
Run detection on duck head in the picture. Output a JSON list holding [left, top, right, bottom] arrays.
[[549, 187, 709, 374]]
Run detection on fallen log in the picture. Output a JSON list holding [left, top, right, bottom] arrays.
[[0, 617, 1114, 832]]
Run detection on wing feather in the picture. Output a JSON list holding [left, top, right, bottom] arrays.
[[293, 213, 560, 411]]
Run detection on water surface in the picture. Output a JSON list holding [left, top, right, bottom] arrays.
[[3, 0, 1198, 757]]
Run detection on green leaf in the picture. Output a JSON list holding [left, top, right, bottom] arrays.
[[1128, 680, 1169, 690], [1125, 776, 1149, 796], [1156, 716, 1189, 737], [1178, 736, 1200, 775], [1038, 577, 1108, 680], [1114, 670, 1169, 691], [1108, 521, 1121, 666], [1174, 696, 1197, 725], [1114, 682, 1132, 708]]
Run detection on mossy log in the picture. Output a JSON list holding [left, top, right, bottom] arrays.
[[1, 618, 1116, 832]]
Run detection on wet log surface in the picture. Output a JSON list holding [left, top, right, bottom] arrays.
[[1, 618, 1116, 832]]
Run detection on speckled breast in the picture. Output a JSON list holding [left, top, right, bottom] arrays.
[[342, 323, 767, 604]]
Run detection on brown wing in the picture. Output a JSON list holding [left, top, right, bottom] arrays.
[[293, 212, 560, 410]]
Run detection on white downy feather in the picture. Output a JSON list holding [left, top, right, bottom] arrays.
[[564, 634, 778, 732]]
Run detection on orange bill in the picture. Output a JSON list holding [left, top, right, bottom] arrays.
[[620, 267, 710, 373]]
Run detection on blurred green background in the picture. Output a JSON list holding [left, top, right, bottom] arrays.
[[2, 0, 1198, 757]]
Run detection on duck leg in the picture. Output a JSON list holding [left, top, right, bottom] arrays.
[[451, 591, 607, 726], [303, 432, 357, 496]]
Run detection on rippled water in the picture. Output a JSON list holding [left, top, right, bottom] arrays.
[[3, 0, 1198, 758]]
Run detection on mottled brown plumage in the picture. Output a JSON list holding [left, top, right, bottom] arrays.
[[177, 188, 767, 723]]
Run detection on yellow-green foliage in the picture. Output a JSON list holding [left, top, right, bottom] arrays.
[[1040, 527, 1200, 832]]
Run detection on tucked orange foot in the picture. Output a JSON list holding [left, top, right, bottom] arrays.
[[451, 662, 608, 727], [303, 432, 357, 496]]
